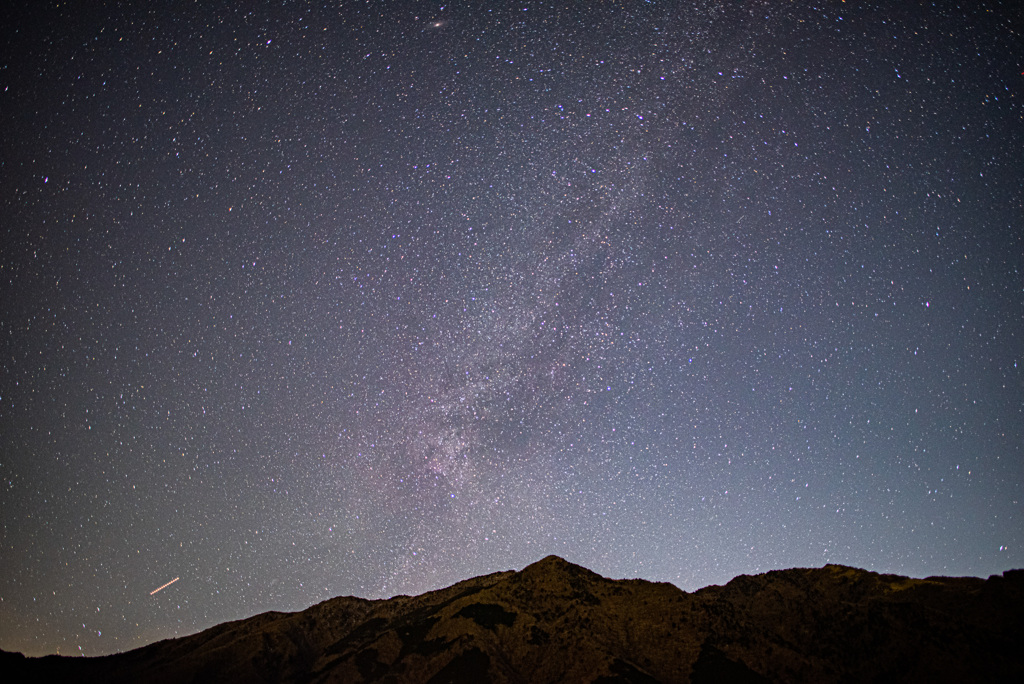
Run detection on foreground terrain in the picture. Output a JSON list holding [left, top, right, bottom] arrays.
[[3, 556, 1022, 683]]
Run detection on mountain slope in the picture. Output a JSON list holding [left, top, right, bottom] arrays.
[[4, 556, 1022, 683]]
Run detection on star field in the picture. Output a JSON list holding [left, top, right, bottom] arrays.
[[1, 1, 1021, 657]]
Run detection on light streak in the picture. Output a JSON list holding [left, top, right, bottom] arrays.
[[149, 577, 180, 595]]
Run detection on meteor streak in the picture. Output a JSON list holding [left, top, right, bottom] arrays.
[[149, 577, 180, 595]]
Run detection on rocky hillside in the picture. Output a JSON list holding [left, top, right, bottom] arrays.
[[4, 556, 1022, 683]]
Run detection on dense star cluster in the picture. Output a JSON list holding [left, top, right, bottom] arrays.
[[1, 1, 1021, 658]]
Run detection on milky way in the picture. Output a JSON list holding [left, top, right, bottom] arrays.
[[2, 1, 1021, 657]]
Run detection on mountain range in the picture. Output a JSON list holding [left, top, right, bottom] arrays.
[[3, 555, 1021, 683]]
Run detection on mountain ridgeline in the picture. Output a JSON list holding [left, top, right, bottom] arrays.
[[4, 556, 1022, 683]]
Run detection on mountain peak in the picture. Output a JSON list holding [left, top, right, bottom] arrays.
[[520, 554, 584, 572], [514, 554, 607, 594]]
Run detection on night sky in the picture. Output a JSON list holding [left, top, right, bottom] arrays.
[[2, 0, 1021, 658]]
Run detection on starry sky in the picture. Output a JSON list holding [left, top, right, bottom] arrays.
[[2, 0, 1021, 658]]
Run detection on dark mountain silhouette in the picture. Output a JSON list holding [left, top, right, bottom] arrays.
[[3, 556, 1022, 683]]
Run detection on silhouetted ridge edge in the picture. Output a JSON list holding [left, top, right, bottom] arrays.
[[4, 559, 1022, 683]]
